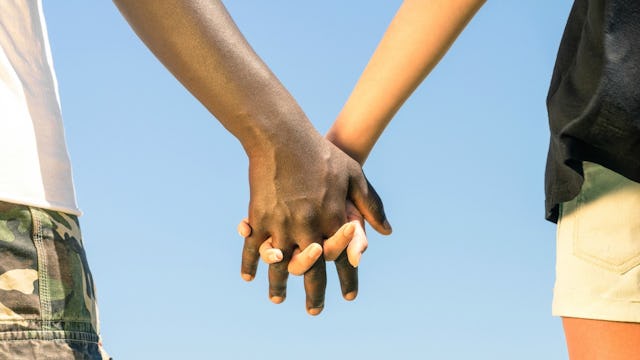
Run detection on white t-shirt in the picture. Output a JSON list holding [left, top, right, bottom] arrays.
[[0, 0, 80, 215]]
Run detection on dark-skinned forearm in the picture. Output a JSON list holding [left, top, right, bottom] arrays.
[[113, 0, 320, 157], [114, 0, 392, 314]]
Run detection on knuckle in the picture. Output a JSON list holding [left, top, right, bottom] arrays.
[[292, 204, 320, 227], [326, 206, 344, 225], [249, 206, 271, 225]]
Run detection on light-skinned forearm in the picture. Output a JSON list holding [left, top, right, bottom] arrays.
[[326, 0, 486, 164]]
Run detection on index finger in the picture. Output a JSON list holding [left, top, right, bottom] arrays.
[[241, 229, 268, 281]]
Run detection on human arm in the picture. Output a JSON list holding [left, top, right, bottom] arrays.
[[112, 0, 391, 314], [320, 0, 486, 296], [244, 0, 486, 293], [326, 0, 486, 163]]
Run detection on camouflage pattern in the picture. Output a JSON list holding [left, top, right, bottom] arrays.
[[0, 201, 110, 359]]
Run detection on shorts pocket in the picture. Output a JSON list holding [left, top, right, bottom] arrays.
[[572, 164, 640, 274]]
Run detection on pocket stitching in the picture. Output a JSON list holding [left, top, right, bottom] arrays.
[[572, 190, 640, 274]]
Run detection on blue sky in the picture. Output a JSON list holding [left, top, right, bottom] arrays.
[[44, 1, 572, 359]]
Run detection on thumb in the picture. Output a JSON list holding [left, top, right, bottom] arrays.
[[349, 173, 392, 235]]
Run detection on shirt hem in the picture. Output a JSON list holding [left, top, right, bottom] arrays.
[[0, 195, 81, 216]]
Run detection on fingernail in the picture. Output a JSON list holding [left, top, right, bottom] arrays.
[[241, 273, 254, 282], [307, 307, 323, 316], [344, 291, 357, 301], [342, 222, 355, 237], [307, 243, 322, 259], [270, 252, 283, 262], [270, 296, 285, 304]]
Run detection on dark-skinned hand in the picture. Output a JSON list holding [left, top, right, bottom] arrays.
[[241, 132, 390, 315]]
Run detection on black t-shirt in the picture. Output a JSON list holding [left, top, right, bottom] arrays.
[[545, 0, 640, 222]]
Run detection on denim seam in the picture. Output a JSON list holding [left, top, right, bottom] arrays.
[[0, 329, 100, 342]]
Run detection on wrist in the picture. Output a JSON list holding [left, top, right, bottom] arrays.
[[325, 128, 367, 165], [241, 107, 322, 160]]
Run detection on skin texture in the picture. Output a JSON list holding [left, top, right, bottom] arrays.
[[251, 220, 363, 274], [245, 201, 367, 268], [240, 200, 367, 301], [334, 0, 640, 354], [320, 0, 640, 354], [249, 0, 486, 303], [112, 0, 391, 314], [326, 0, 487, 163], [114, 3, 640, 353], [563, 318, 640, 360]]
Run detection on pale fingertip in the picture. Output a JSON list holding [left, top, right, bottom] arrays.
[[289, 269, 304, 276], [347, 225, 366, 267], [237, 222, 251, 237], [348, 252, 361, 268], [259, 239, 279, 264], [288, 267, 305, 276], [241, 273, 254, 282], [307, 307, 324, 316], [344, 291, 357, 301], [270, 296, 285, 304], [237, 226, 245, 238]]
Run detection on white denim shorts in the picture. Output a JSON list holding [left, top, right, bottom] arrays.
[[553, 162, 640, 323]]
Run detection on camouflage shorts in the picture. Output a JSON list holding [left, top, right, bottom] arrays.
[[0, 201, 110, 359]]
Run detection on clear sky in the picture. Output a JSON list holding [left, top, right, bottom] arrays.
[[44, 1, 573, 359]]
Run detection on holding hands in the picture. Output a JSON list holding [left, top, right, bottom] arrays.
[[113, 0, 391, 314], [238, 199, 371, 315], [115, 0, 483, 316], [239, 134, 390, 315]]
